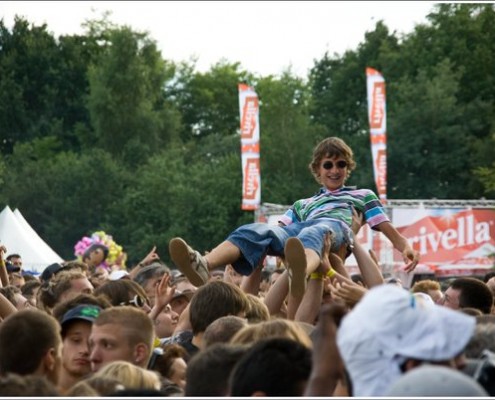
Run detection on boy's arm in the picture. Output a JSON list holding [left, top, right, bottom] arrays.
[[376, 221, 419, 272]]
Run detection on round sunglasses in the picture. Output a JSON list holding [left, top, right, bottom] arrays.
[[322, 160, 348, 170]]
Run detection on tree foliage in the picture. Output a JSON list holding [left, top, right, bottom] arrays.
[[1, 4, 494, 263]]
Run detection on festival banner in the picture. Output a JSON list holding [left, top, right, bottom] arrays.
[[366, 67, 387, 203], [238, 83, 261, 210]]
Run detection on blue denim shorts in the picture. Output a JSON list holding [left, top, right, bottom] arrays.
[[227, 218, 351, 275]]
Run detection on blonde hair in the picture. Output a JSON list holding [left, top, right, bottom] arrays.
[[94, 306, 154, 350], [411, 279, 441, 294], [245, 293, 270, 323], [230, 318, 312, 348], [94, 361, 161, 391]]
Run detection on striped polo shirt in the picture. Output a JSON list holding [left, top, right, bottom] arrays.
[[279, 186, 390, 230]]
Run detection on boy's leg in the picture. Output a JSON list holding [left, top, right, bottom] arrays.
[[284, 235, 329, 298], [169, 238, 241, 287]]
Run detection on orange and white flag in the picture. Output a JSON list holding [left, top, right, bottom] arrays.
[[366, 67, 387, 203], [238, 83, 261, 210]]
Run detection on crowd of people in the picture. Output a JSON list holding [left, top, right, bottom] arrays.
[[0, 136, 494, 397]]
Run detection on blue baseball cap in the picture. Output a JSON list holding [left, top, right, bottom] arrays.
[[61, 304, 102, 329]]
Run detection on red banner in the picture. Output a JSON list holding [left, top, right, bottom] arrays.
[[366, 68, 387, 203], [238, 84, 261, 210]]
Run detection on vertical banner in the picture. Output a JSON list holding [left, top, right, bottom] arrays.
[[238, 83, 261, 211], [366, 67, 387, 204]]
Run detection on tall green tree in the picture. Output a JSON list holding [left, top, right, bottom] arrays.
[[170, 61, 254, 141], [86, 25, 181, 165], [0, 17, 62, 153]]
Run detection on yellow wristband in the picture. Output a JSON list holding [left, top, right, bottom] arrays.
[[310, 272, 324, 280], [326, 268, 336, 278]]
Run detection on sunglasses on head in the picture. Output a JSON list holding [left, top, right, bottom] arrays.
[[120, 294, 146, 308], [322, 160, 348, 170]]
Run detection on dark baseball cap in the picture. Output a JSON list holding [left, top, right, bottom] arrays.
[[40, 263, 63, 282], [61, 304, 102, 328]]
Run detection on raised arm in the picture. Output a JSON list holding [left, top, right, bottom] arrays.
[[0, 245, 9, 287], [376, 221, 419, 272]]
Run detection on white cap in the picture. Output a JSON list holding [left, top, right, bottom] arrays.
[[337, 284, 476, 397], [386, 365, 488, 396], [108, 270, 129, 281]]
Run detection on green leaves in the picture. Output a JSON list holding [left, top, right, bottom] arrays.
[[1, 4, 494, 265]]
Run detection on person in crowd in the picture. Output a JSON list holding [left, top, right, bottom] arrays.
[[185, 343, 248, 396], [304, 303, 348, 397], [0, 374, 60, 396], [40, 262, 64, 283], [230, 318, 313, 349], [464, 322, 495, 358], [56, 304, 103, 394], [21, 279, 41, 306], [337, 284, 476, 396], [8, 271, 25, 288], [411, 278, 444, 304], [229, 337, 312, 396], [201, 315, 248, 349], [168, 275, 196, 316], [169, 137, 419, 301], [245, 292, 271, 323], [153, 303, 180, 339], [89, 306, 155, 372], [93, 360, 162, 392], [151, 343, 188, 390], [133, 262, 171, 307], [258, 268, 272, 295], [66, 375, 124, 396], [5, 253, 23, 274], [385, 364, 488, 396], [161, 280, 250, 357], [0, 285, 31, 310], [441, 277, 493, 314], [94, 279, 151, 313], [37, 269, 94, 314], [0, 309, 63, 387]]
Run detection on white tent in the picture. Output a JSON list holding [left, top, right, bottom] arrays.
[[0, 205, 64, 273]]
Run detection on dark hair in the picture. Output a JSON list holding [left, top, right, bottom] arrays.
[[189, 281, 249, 335], [94, 279, 149, 307], [83, 243, 109, 262], [150, 343, 188, 379], [0, 285, 21, 307], [6, 254, 21, 261], [0, 373, 59, 396], [185, 344, 248, 396], [21, 280, 41, 297], [484, 271, 495, 283], [309, 137, 356, 183], [229, 337, 311, 396], [351, 273, 365, 286], [451, 277, 493, 314], [0, 309, 61, 375]]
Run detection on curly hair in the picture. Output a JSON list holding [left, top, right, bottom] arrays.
[[309, 137, 356, 183]]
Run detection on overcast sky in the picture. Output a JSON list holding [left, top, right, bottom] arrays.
[[2, 1, 440, 77]]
